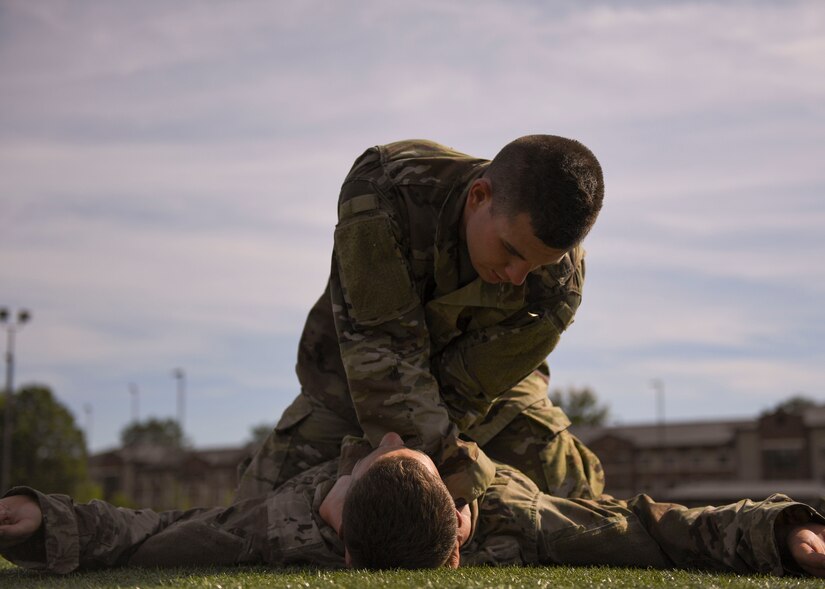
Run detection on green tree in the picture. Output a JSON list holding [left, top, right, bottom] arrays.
[[121, 417, 186, 448], [549, 386, 610, 426], [766, 394, 818, 416], [248, 422, 275, 448], [0, 384, 91, 495]]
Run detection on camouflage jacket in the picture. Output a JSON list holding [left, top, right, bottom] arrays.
[[303, 140, 585, 501], [3, 462, 821, 575]]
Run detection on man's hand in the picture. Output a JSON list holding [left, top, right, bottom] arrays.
[[0, 495, 42, 548], [320, 474, 351, 538], [787, 523, 825, 577]]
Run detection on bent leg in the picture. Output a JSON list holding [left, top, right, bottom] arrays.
[[475, 370, 604, 499], [235, 393, 361, 501]]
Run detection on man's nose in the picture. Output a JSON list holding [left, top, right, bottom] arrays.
[[505, 261, 531, 286], [379, 432, 404, 447]]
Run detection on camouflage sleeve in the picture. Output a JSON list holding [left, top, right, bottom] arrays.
[[2, 464, 346, 574], [330, 148, 495, 503], [466, 467, 825, 575], [618, 493, 825, 575], [0, 486, 179, 573], [537, 489, 825, 574], [434, 247, 584, 413]]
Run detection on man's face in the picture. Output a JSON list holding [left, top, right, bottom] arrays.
[[462, 178, 567, 286], [350, 432, 439, 482]]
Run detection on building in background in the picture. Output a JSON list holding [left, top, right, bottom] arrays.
[[89, 444, 251, 509], [572, 405, 825, 509]]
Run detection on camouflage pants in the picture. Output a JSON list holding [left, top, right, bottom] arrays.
[[235, 393, 361, 500], [476, 400, 604, 499], [236, 376, 604, 502], [462, 369, 603, 500]]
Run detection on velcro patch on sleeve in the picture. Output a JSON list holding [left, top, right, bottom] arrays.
[[338, 193, 380, 220], [334, 213, 418, 325]]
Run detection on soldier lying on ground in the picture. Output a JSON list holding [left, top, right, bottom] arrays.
[[3, 433, 825, 576], [238, 136, 606, 506]]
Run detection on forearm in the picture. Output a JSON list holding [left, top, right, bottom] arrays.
[[331, 267, 494, 502], [434, 254, 585, 420], [535, 490, 823, 575], [0, 486, 183, 574], [626, 493, 824, 575]]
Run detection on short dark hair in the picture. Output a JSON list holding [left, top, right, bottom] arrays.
[[342, 455, 457, 569], [486, 135, 604, 250]]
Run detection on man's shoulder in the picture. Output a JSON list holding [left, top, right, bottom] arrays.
[[274, 459, 339, 496], [381, 139, 474, 161], [475, 464, 541, 521], [346, 139, 488, 187], [462, 464, 540, 565], [382, 140, 487, 179]]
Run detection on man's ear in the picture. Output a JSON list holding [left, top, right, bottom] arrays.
[[466, 178, 492, 211], [447, 539, 461, 569]]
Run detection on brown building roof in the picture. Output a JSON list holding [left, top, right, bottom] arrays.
[[572, 419, 754, 448]]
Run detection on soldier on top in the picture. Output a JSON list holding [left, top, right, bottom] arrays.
[[237, 135, 605, 504]]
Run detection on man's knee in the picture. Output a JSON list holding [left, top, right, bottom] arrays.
[[235, 394, 360, 499], [480, 406, 604, 498]]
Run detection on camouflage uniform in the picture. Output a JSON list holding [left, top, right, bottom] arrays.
[[238, 140, 602, 504], [2, 462, 822, 575]]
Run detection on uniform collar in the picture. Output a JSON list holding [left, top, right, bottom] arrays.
[[434, 167, 480, 295]]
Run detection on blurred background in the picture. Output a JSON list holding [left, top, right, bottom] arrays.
[[1, 1, 824, 505]]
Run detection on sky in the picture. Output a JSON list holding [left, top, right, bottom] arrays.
[[1, 0, 824, 453]]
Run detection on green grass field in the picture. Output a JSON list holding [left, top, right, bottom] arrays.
[[2, 558, 823, 589]]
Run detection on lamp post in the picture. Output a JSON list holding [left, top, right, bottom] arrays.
[[171, 368, 186, 507], [651, 378, 665, 447], [1, 307, 31, 492], [84, 403, 93, 451], [129, 382, 140, 423], [172, 368, 185, 436]]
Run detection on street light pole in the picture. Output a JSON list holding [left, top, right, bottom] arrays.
[[171, 368, 186, 508], [172, 368, 185, 436], [1, 308, 31, 493], [129, 382, 140, 423], [651, 378, 665, 448], [84, 403, 93, 452]]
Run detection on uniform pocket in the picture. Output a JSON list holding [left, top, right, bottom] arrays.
[[275, 394, 313, 432], [461, 315, 562, 400], [543, 517, 669, 568], [334, 213, 419, 326], [130, 518, 247, 567]]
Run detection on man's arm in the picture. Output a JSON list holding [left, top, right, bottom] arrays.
[[1, 467, 345, 574], [434, 248, 584, 422], [465, 467, 825, 576], [0, 487, 176, 573], [330, 257, 493, 503], [330, 150, 495, 503]]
